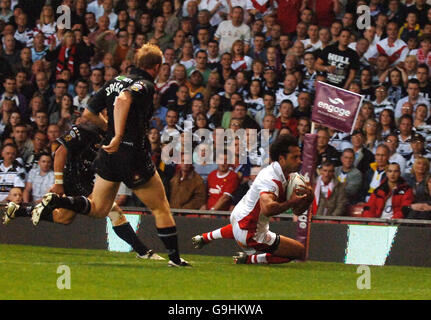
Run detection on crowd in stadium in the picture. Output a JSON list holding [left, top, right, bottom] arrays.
[[1, 0, 431, 220]]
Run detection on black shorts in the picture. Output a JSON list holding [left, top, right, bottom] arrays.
[[64, 175, 94, 197], [93, 145, 155, 189]]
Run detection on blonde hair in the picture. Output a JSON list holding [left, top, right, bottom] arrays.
[[412, 156, 430, 177], [134, 43, 163, 70], [40, 5, 55, 25]]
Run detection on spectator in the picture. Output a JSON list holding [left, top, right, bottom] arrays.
[[169, 160, 207, 210], [186, 70, 205, 100], [312, 161, 348, 216], [45, 30, 95, 80], [47, 79, 68, 117], [25, 130, 49, 170], [335, 148, 363, 205], [397, 114, 415, 159], [315, 28, 360, 89], [205, 152, 239, 210], [363, 118, 383, 154], [14, 13, 33, 48], [32, 111, 49, 134], [73, 79, 90, 113], [293, 91, 312, 119], [372, 84, 395, 119], [6, 187, 23, 204], [415, 36, 431, 70], [1, 75, 28, 119], [161, 109, 182, 141], [275, 0, 303, 35], [12, 123, 33, 164], [0, 0, 12, 23], [361, 144, 390, 202], [254, 91, 278, 128], [276, 73, 299, 108], [386, 67, 407, 105], [316, 128, 341, 167], [405, 133, 431, 173], [221, 101, 260, 131], [46, 124, 61, 155], [403, 175, 431, 220], [214, 6, 251, 54], [374, 22, 408, 67], [413, 104, 428, 130], [0, 143, 26, 202], [23, 153, 54, 203], [95, 29, 133, 70], [275, 100, 298, 137], [33, 71, 53, 110], [2, 34, 21, 67], [399, 12, 422, 43], [404, 156, 430, 199], [147, 16, 172, 51], [362, 163, 413, 219], [384, 133, 407, 174], [395, 79, 430, 120]]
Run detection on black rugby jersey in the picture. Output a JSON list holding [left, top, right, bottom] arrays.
[[87, 68, 155, 149]]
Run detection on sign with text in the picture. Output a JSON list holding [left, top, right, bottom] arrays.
[[312, 81, 364, 134]]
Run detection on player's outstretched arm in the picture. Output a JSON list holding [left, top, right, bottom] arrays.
[[102, 91, 132, 154]]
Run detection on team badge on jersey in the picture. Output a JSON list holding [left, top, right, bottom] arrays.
[[130, 81, 147, 93]]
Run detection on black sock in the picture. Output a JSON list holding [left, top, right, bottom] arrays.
[[14, 205, 53, 222], [57, 196, 91, 215], [113, 223, 148, 256], [13, 206, 32, 217], [157, 226, 180, 264]]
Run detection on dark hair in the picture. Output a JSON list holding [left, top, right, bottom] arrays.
[[321, 160, 335, 168], [342, 148, 355, 156], [417, 63, 430, 73], [407, 78, 420, 86], [269, 134, 298, 162], [399, 114, 413, 124]]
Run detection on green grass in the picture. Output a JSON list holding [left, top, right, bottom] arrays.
[[0, 244, 430, 300]]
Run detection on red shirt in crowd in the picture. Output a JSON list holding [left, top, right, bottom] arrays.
[[206, 169, 240, 210], [307, 0, 336, 27], [275, 117, 298, 137], [275, 0, 302, 34]]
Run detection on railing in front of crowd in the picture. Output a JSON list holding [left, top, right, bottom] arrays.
[[121, 207, 431, 227]]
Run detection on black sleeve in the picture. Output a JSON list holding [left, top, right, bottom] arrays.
[[87, 83, 109, 114], [57, 126, 94, 153], [123, 79, 155, 120], [123, 79, 155, 102]]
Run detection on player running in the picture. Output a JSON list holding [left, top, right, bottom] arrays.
[[192, 134, 314, 265], [3, 123, 164, 260], [34, 44, 189, 267]]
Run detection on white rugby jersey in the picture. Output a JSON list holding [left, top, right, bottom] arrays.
[[231, 161, 297, 233], [374, 38, 408, 66]]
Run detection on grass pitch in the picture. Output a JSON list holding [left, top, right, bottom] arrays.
[[1, 244, 430, 300]]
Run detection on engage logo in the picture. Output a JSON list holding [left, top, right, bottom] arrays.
[[317, 98, 351, 118]]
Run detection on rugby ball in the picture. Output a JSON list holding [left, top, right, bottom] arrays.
[[286, 173, 310, 215]]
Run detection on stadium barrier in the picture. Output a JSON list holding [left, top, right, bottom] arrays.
[[1, 207, 430, 267]]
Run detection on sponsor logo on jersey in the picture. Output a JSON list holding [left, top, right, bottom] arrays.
[[105, 82, 124, 96]]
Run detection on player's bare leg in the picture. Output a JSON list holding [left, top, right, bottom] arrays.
[[108, 202, 165, 260], [234, 235, 305, 265], [132, 171, 190, 266], [192, 224, 234, 249]]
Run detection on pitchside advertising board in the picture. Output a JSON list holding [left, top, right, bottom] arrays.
[[296, 82, 364, 259]]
